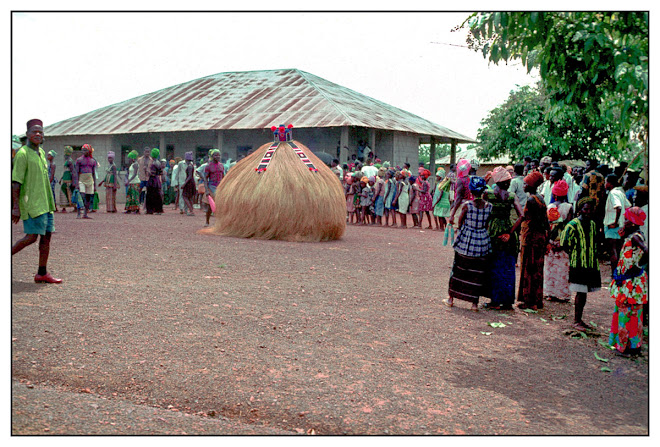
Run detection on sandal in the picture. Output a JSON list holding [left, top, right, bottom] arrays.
[[442, 298, 453, 308], [572, 321, 590, 332]]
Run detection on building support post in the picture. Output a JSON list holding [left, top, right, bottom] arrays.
[[429, 136, 437, 189], [216, 130, 225, 160], [368, 128, 376, 159], [450, 140, 457, 166], [339, 126, 349, 163]]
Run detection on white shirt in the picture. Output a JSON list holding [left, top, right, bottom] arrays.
[[508, 175, 527, 208], [603, 187, 629, 227], [361, 165, 378, 178], [170, 164, 180, 187]]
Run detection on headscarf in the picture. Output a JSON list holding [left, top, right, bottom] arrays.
[[210, 149, 220, 157], [48, 150, 57, 157], [27, 118, 43, 130], [64, 146, 73, 156], [540, 156, 552, 164], [185, 151, 194, 161], [169, 159, 175, 166], [484, 171, 493, 182], [547, 207, 561, 222], [470, 159, 480, 170], [127, 150, 138, 160], [469, 176, 487, 194], [345, 174, 353, 185], [360, 176, 368, 184], [382, 161, 390, 168], [576, 197, 596, 213], [401, 169, 411, 178], [436, 167, 446, 179], [368, 176, 376, 183], [409, 175, 417, 184], [457, 159, 471, 178], [82, 143, 92, 154], [151, 148, 160, 159], [491, 166, 512, 183], [377, 167, 387, 178], [624, 206, 646, 226], [420, 169, 431, 180], [524, 171, 544, 189], [107, 151, 115, 159], [551, 179, 569, 197]]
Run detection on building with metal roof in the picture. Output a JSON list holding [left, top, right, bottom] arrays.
[[42, 68, 475, 201]]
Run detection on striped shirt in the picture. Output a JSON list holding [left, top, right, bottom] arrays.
[[560, 218, 598, 270]]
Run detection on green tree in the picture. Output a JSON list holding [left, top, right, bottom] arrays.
[[476, 84, 622, 161], [462, 12, 648, 157], [418, 143, 453, 166]]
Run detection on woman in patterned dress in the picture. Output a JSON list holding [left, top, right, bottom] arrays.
[[543, 180, 573, 302], [445, 176, 492, 312], [99, 151, 120, 213], [609, 207, 648, 357], [417, 168, 434, 229], [510, 171, 549, 310], [432, 167, 451, 232], [483, 167, 523, 310], [124, 150, 141, 214]]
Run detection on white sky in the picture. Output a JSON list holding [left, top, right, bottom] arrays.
[[10, 10, 541, 141]]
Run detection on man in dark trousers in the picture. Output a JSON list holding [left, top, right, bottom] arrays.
[[11, 119, 62, 283]]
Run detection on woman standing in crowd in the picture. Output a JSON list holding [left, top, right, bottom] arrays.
[[383, 169, 398, 227], [483, 167, 523, 310], [511, 170, 549, 311], [345, 173, 356, 224], [543, 180, 573, 302], [445, 176, 492, 312], [373, 168, 387, 226], [124, 150, 141, 214], [181, 151, 196, 216], [409, 175, 420, 227], [560, 197, 601, 331], [608, 207, 648, 357], [59, 146, 74, 213], [432, 167, 451, 232], [99, 151, 120, 213], [145, 148, 164, 215], [448, 159, 473, 226], [417, 169, 434, 229], [394, 171, 410, 228]]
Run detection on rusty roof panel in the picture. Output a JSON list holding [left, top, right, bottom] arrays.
[[44, 68, 475, 143]]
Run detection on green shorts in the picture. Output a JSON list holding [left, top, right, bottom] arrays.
[[23, 212, 55, 236]]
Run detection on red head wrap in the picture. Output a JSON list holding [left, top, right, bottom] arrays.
[[524, 171, 544, 189], [624, 206, 646, 226], [551, 179, 569, 197]]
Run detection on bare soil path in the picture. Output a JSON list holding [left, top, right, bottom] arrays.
[[11, 209, 648, 435]]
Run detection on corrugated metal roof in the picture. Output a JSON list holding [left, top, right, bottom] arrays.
[[45, 69, 476, 143]]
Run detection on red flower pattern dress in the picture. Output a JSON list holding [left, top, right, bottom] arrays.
[[608, 232, 648, 353]]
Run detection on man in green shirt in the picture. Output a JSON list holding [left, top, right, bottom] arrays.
[[11, 119, 62, 283]]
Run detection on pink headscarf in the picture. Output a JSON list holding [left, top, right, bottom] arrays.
[[551, 180, 569, 197], [457, 159, 471, 178], [491, 166, 511, 183], [625, 207, 646, 226]]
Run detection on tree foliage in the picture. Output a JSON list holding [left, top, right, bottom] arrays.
[[462, 12, 648, 155], [476, 84, 635, 162]]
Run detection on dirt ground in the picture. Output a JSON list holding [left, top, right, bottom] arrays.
[[11, 206, 649, 435]]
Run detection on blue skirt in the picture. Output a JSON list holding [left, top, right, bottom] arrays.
[[489, 249, 516, 306], [374, 196, 385, 216]]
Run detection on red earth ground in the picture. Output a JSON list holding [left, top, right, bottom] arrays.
[[11, 207, 648, 435]]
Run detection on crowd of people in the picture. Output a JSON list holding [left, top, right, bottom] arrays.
[[12, 120, 649, 358], [333, 154, 649, 357], [54, 146, 229, 227]]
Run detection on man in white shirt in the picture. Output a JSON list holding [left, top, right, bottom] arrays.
[[508, 163, 527, 208], [603, 173, 630, 276]]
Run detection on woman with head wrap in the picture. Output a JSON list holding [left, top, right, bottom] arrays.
[[344, 172, 357, 224], [542, 180, 574, 302], [58, 146, 75, 212], [393, 170, 410, 228], [181, 151, 196, 216], [372, 170, 387, 225], [445, 176, 492, 312], [509, 170, 549, 310], [409, 174, 421, 227], [98, 151, 120, 213], [358, 176, 372, 225], [416, 169, 434, 229], [482, 167, 524, 310], [608, 207, 648, 357], [448, 159, 474, 227], [559, 197, 601, 331], [383, 169, 398, 227], [432, 167, 451, 233], [145, 148, 164, 214], [73, 144, 98, 219], [124, 150, 141, 213]]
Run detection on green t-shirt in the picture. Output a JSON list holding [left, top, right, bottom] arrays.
[[12, 145, 56, 220]]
